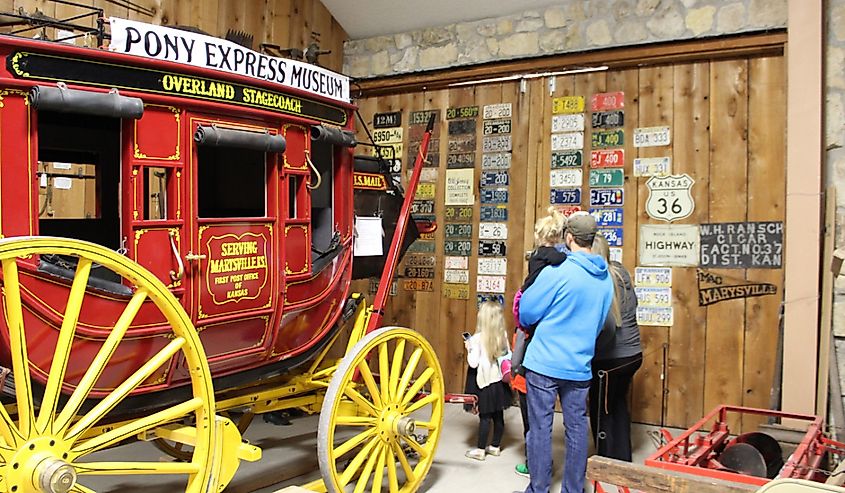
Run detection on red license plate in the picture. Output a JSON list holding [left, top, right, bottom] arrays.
[[591, 91, 625, 111], [590, 149, 624, 168]]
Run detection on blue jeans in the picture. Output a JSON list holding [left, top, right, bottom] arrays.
[[524, 369, 590, 493]]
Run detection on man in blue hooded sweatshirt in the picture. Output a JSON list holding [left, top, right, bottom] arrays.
[[517, 212, 614, 493]]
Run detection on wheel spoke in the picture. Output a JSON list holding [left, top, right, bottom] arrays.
[[334, 416, 376, 427], [386, 444, 399, 493], [391, 441, 415, 485], [388, 339, 405, 401], [71, 398, 202, 456], [395, 348, 423, 403], [372, 441, 387, 493], [333, 427, 376, 458], [353, 441, 382, 493], [0, 403, 21, 445], [400, 368, 435, 407], [70, 484, 96, 493], [56, 289, 148, 433], [75, 461, 201, 475], [402, 434, 429, 459], [339, 435, 379, 487], [66, 336, 185, 441], [357, 360, 382, 409], [378, 342, 390, 402], [37, 259, 92, 434], [342, 385, 378, 417], [404, 393, 439, 415], [3, 258, 34, 436]]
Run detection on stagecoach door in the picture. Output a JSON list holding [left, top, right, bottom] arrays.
[[183, 118, 279, 371]]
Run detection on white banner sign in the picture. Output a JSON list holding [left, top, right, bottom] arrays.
[[639, 224, 700, 266], [109, 17, 350, 103]]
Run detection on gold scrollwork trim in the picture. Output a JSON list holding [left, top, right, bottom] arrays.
[[284, 224, 310, 275], [134, 104, 182, 160], [282, 124, 308, 170]]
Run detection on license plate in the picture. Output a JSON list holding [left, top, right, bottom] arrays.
[[551, 114, 585, 133], [481, 171, 509, 187], [478, 257, 507, 276], [550, 188, 582, 205], [444, 240, 472, 256], [404, 266, 435, 279], [482, 152, 511, 169], [372, 127, 403, 144], [551, 132, 584, 151], [483, 103, 512, 119], [590, 149, 624, 168], [409, 110, 439, 126], [635, 287, 672, 307], [482, 135, 512, 153], [480, 206, 508, 221], [408, 167, 438, 183], [448, 135, 476, 153], [411, 200, 435, 214], [444, 223, 473, 239], [478, 241, 507, 257], [446, 105, 479, 120], [477, 293, 505, 306], [480, 189, 508, 204], [418, 232, 436, 241], [444, 269, 470, 284], [443, 283, 470, 299], [590, 188, 624, 206], [479, 222, 508, 240], [387, 160, 401, 173], [597, 227, 623, 246], [591, 91, 625, 111], [550, 169, 582, 188], [591, 130, 624, 148], [369, 279, 398, 296], [589, 207, 624, 226], [552, 96, 585, 114], [551, 151, 582, 168], [483, 118, 512, 135], [633, 156, 671, 177], [447, 152, 475, 169], [448, 119, 476, 135], [557, 206, 582, 216], [403, 279, 434, 292], [477, 275, 506, 293], [445, 206, 473, 221], [406, 241, 435, 253], [444, 256, 468, 269], [636, 306, 673, 326], [634, 267, 672, 287], [633, 126, 671, 147], [408, 123, 440, 141], [422, 152, 440, 167], [405, 254, 436, 267], [610, 247, 623, 263], [414, 183, 436, 200], [589, 169, 624, 187], [591, 110, 624, 129], [373, 111, 401, 128], [371, 143, 403, 159]]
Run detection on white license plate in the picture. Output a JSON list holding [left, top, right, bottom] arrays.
[[483, 118, 512, 135], [418, 167, 439, 182], [482, 135, 512, 153], [633, 126, 671, 147], [444, 256, 468, 270], [634, 267, 672, 287], [636, 306, 673, 326], [478, 257, 507, 276], [550, 169, 582, 188], [371, 142, 403, 158], [483, 103, 512, 119], [633, 157, 672, 176], [551, 132, 584, 151], [551, 114, 585, 133], [482, 152, 511, 169], [478, 222, 508, 240], [444, 269, 470, 284], [477, 275, 506, 293], [635, 287, 672, 307], [372, 127, 403, 144]]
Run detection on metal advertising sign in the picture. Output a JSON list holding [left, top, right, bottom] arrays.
[[645, 173, 695, 222], [639, 224, 700, 266], [635, 287, 672, 308], [482, 152, 511, 169], [550, 188, 582, 205], [443, 283, 470, 300], [405, 255, 436, 268], [590, 91, 624, 111], [697, 269, 778, 306], [480, 189, 509, 204], [444, 240, 472, 256], [353, 172, 387, 190], [372, 127, 403, 144], [636, 306, 673, 326], [591, 129, 624, 148], [446, 105, 479, 120], [590, 188, 624, 207], [590, 149, 624, 168], [551, 132, 584, 151], [550, 169, 583, 188], [478, 257, 508, 276], [478, 241, 507, 257], [635, 267, 672, 287], [589, 207, 624, 227], [551, 151, 582, 168], [552, 96, 585, 114], [634, 157, 671, 177], [445, 256, 469, 270], [445, 206, 473, 222], [477, 275, 507, 293], [482, 135, 512, 153], [443, 269, 470, 284], [403, 279, 434, 292], [591, 110, 624, 129], [477, 293, 505, 306], [633, 126, 671, 147], [590, 169, 624, 187], [699, 221, 783, 269], [447, 152, 476, 169], [482, 103, 512, 119], [551, 114, 585, 133], [448, 119, 476, 135], [483, 118, 512, 135], [480, 206, 508, 222], [415, 183, 436, 200], [597, 227, 623, 246], [444, 223, 473, 239], [481, 171, 509, 187], [407, 241, 435, 253], [373, 111, 402, 128], [479, 222, 508, 240]]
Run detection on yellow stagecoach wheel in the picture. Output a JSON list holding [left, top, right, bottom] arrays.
[[318, 327, 444, 493], [0, 237, 217, 493]]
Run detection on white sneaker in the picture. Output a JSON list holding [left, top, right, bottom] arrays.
[[485, 445, 501, 456], [465, 448, 486, 461]]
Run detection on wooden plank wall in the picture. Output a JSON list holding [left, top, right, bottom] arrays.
[[355, 54, 786, 430], [0, 0, 346, 72]]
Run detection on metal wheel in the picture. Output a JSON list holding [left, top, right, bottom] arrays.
[[0, 237, 217, 493], [318, 327, 444, 493]]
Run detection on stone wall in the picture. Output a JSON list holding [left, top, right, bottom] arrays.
[[343, 0, 787, 79]]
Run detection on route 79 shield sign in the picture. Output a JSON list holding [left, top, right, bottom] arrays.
[[645, 173, 695, 222]]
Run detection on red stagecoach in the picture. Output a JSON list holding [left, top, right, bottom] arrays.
[[0, 10, 443, 493]]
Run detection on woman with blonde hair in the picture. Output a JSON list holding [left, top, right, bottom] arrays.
[[464, 301, 511, 460]]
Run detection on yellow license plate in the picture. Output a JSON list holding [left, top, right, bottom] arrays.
[[442, 283, 470, 299], [415, 183, 436, 199], [552, 96, 585, 114]]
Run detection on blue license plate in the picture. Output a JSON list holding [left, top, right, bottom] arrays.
[[550, 188, 581, 205], [590, 188, 624, 206], [480, 206, 508, 221], [589, 207, 624, 226], [597, 227, 623, 246], [481, 189, 509, 204], [480, 171, 509, 187]]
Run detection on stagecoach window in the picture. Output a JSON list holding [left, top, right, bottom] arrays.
[[198, 146, 266, 218], [144, 167, 172, 220], [288, 176, 301, 219], [310, 140, 335, 255]]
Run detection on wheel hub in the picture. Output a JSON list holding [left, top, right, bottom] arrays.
[[7, 437, 75, 493], [36, 458, 76, 493], [376, 403, 416, 443]]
